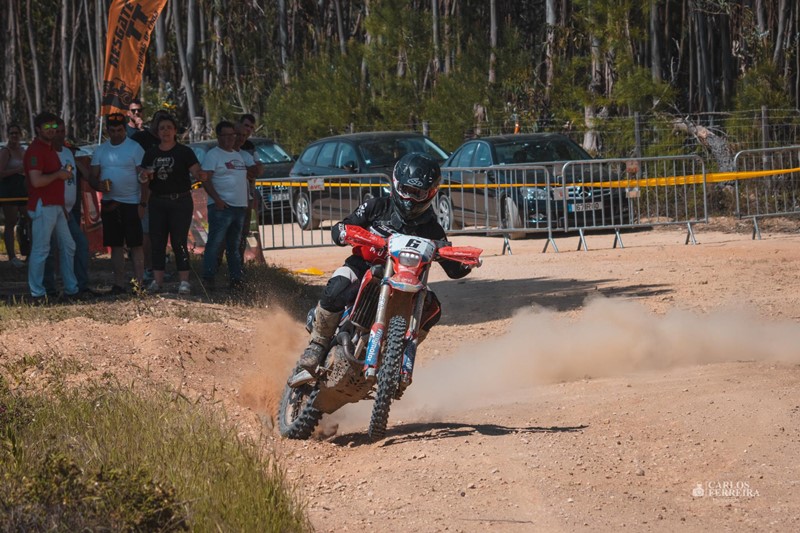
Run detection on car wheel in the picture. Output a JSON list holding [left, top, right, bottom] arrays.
[[294, 191, 320, 230], [501, 196, 526, 240], [436, 195, 459, 231]]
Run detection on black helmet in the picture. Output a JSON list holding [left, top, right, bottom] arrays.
[[391, 153, 442, 220]]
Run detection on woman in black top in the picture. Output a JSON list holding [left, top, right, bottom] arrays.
[[140, 115, 206, 294]]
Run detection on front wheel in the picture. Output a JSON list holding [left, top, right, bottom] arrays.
[[368, 315, 406, 442], [278, 373, 323, 439]]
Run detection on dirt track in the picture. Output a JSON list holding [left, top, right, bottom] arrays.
[[2, 220, 800, 531]]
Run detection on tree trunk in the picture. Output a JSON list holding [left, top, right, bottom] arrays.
[[333, 0, 346, 56], [650, 0, 661, 81], [544, 0, 556, 104], [693, 8, 714, 111], [155, 7, 168, 92], [26, 0, 43, 113], [4, 0, 17, 128], [772, 0, 788, 67], [172, 0, 198, 123], [443, 0, 451, 74], [583, 34, 602, 154], [82, 0, 100, 115], [361, 0, 371, 92], [61, 0, 72, 128], [278, 0, 290, 85], [432, 0, 440, 75], [186, 0, 198, 82], [488, 0, 497, 84]]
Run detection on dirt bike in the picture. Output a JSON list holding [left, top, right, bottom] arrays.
[[278, 224, 482, 442]]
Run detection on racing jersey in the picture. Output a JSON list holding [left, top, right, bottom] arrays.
[[332, 196, 470, 280]]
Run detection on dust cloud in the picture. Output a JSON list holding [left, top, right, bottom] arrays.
[[239, 308, 306, 418], [327, 297, 800, 434]]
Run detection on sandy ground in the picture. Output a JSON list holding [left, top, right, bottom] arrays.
[[2, 218, 800, 532]]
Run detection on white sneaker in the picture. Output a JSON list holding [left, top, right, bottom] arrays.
[[178, 281, 191, 295], [147, 280, 161, 292]]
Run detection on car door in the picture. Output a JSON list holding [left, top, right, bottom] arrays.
[[444, 143, 477, 223], [314, 141, 342, 216], [471, 142, 497, 225]]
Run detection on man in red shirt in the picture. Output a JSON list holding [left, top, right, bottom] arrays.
[[23, 111, 78, 301]]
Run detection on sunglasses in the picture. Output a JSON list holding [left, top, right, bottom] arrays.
[[42, 123, 59, 130], [130, 108, 143, 114], [8, 131, 21, 135], [107, 114, 126, 121]]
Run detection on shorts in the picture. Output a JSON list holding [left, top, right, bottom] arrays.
[[101, 201, 143, 247], [0, 174, 27, 206]]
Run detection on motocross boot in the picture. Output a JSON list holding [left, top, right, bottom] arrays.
[[298, 304, 343, 374]]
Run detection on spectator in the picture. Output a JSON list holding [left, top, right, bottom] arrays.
[[0, 123, 29, 267], [238, 113, 256, 152], [43, 119, 91, 296], [91, 113, 147, 293], [234, 119, 263, 263], [126, 99, 145, 137], [23, 112, 78, 302], [139, 114, 207, 294], [201, 121, 248, 290], [132, 108, 171, 281]]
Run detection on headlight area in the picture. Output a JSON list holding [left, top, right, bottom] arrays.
[[398, 251, 421, 267], [521, 187, 551, 201]]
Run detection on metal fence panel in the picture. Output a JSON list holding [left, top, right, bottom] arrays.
[[254, 173, 390, 249], [561, 155, 707, 232], [732, 146, 800, 238]]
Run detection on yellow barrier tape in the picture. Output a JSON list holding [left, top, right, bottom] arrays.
[[249, 166, 800, 191]]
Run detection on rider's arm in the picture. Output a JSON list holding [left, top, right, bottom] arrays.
[[332, 197, 379, 246]]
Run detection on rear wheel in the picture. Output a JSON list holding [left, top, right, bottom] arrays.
[[278, 374, 323, 439], [501, 196, 526, 240], [368, 315, 406, 442], [294, 191, 320, 230]]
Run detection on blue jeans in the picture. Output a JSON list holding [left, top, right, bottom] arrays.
[[28, 200, 77, 297], [44, 208, 89, 293], [203, 205, 245, 282]]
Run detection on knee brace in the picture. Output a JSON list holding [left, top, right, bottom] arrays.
[[320, 274, 360, 312]]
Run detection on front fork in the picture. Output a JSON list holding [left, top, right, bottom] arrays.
[[401, 288, 427, 385], [363, 262, 393, 380]]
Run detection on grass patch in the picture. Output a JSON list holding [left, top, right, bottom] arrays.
[[0, 378, 309, 532]]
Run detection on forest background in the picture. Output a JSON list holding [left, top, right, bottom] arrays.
[[1, 0, 799, 160]]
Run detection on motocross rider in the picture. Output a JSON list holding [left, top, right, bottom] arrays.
[[296, 152, 474, 374]]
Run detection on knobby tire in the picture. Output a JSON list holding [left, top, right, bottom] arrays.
[[368, 315, 406, 442], [278, 377, 322, 440]]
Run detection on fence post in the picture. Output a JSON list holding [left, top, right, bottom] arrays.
[[761, 105, 769, 149]]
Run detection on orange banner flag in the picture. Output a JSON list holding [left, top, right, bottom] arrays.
[[100, 0, 168, 115]]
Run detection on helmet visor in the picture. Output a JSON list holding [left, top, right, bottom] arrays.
[[396, 182, 436, 202]]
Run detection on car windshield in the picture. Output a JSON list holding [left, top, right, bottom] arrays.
[[360, 137, 447, 168], [495, 138, 592, 165], [254, 143, 293, 164]]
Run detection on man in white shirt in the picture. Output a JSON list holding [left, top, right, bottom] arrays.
[[43, 118, 91, 296], [90, 113, 146, 293], [201, 121, 249, 290]]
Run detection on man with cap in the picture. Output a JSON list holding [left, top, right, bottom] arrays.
[[91, 113, 146, 293]]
